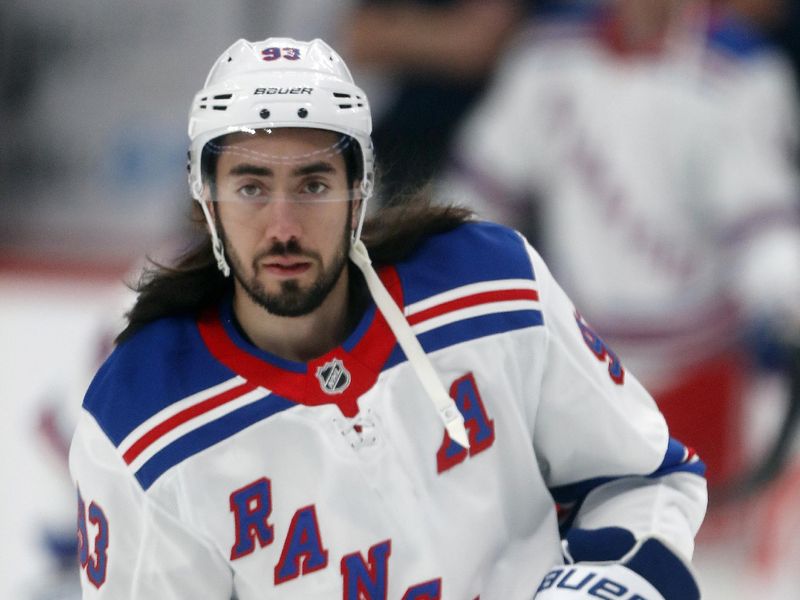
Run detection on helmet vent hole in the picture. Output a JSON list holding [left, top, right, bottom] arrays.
[[297, 108, 308, 118], [333, 92, 351, 98], [212, 106, 227, 111], [259, 109, 270, 119], [339, 104, 352, 109], [213, 94, 233, 100], [199, 104, 207, 109]]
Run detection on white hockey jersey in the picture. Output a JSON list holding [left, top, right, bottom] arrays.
[[441, 15, 800, 387], [70, 222, 706, 599]]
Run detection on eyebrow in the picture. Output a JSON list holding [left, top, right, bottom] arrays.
[[227, 161, 338, 178]]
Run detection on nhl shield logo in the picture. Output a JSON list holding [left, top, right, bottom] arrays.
[[315, 358, 351, 394]]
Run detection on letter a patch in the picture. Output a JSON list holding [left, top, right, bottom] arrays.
[[436, 373, 495, 473]]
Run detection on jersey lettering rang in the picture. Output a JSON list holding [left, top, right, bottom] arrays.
[[69, 222, 701, 599]]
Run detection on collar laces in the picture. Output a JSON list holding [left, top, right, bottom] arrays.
[[349, 239, 470, 449], [334, 410, 378, 450]]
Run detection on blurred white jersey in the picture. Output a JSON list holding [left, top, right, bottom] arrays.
[[442, 14, 800, 387], [70, 223, 705, 599]]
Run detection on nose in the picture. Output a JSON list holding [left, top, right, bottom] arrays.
[[258, 196, 304, 244]]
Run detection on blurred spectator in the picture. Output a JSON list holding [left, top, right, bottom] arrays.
[[439, 0, 800, 496], [340, 0, 533, 203]]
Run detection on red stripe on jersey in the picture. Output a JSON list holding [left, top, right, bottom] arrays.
[[123, 380, 258, 464], [407, 289, 539, 326]]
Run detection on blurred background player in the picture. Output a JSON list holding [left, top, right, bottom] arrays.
[[439, 0, 800, 502]]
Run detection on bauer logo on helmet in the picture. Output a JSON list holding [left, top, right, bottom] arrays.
[[254, 87, 313, 95]]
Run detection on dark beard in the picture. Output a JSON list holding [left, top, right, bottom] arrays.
[[218, 219, 351, 318]]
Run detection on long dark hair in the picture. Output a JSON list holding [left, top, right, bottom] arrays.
[[116, 191, 473, 343]]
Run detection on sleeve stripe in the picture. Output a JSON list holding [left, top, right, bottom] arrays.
[[117, 376, 247, 454], [549, 438, 706, 504], [404, 278, 538, 314], [654, 437, 706, 478]]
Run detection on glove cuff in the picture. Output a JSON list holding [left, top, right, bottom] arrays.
[[540, 528, 700, 600], [534, 562, 665, 599]]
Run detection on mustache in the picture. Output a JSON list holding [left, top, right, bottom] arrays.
[[252, 239, 320, 264]]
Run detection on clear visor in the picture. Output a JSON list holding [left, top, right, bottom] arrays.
[[201, 127, 358, 206]]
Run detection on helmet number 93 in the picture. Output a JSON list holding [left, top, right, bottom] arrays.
[[261, 47, 301, 61]]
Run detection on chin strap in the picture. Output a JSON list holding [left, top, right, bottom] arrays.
[[349, 239, 470, 449], [198, 197, 231, 277]]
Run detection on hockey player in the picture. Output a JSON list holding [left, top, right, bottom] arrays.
[[69, 37, 707, 599]]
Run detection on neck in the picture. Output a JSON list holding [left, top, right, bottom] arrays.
[[232, 265, 355, 363], [603, 2, 679, 56]]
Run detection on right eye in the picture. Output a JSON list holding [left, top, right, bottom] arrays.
[[237, 183, 264, 199]]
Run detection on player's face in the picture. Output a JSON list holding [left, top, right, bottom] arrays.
[[212, 128, 357, 317]]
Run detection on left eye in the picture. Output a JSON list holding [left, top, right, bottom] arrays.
[[303, 181, 328, 194]]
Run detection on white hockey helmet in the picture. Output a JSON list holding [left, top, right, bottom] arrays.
[[187, 37, 375, 275]]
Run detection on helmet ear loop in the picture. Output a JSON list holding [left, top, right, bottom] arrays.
[[352, 176, 373, 245], [197, 189, 231, 277]]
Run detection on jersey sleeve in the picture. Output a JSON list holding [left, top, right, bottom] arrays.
[[524, 239, 707, 561], [69, 409, 234, 599]]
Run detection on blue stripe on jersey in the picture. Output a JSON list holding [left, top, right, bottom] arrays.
[[394, 221, 535, 306], [134, 392, 294, 490], [383, 309, 544, 370], [84, 315, 238, 447]]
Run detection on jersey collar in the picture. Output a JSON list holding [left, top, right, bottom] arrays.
[[196, 266, 403, 417]]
